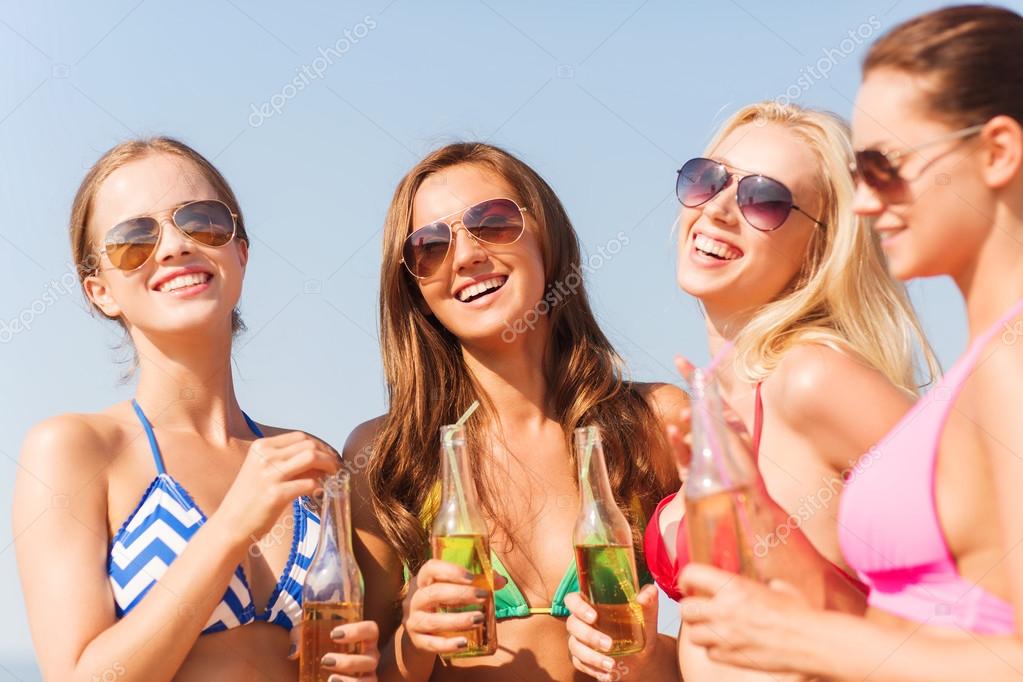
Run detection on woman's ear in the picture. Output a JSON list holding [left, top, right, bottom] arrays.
[[83, 274, 122, 319], [237, 238, 249, 270], [980, 115, 1023, 190]]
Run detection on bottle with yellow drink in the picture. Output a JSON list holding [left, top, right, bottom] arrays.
[[430, 423, 497, 658], [573, 425, 645, 657]]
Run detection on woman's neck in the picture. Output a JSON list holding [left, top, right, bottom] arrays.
[[130, 326, 246, 445], [460, 327, 552, 433], [703, 303, 754, 398], [955, 207, 1023, 338]]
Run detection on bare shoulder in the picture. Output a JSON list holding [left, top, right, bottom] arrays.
[[767, 343, 914, 468], [19, 411, 125, 490], [343, 415, 386, 463], [342, 415, 387, 527], [770, 343, 909, 421], [632, 381, 689, 426]]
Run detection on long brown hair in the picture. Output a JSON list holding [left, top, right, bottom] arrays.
[[70, 136, 249, 335], [369, 142, 667, 574], [863, 5, 1023, 126]]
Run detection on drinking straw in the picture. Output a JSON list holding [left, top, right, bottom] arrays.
[[445, 400, 480, 532]]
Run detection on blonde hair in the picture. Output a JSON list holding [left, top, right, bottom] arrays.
[[707, 102, 938, 392]]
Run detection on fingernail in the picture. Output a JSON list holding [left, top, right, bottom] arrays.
[[603, 657, 615, 671], [601, 636, 613, 650], [463, 570, 474, 581], [457, 637, 469, 648], [331, 626, 346, 639], [471, 612, 485, 624], [288, 643, 296, 657], [474, 588, 489, 599], [585, 609, 598, 622], [321, 655, 337, 666]]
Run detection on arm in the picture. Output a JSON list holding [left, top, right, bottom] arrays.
[[677, 344, 1023, 681], [345, 418, 435, 682], [681, 564, 1023, 682], [14, 416, 337, 682]]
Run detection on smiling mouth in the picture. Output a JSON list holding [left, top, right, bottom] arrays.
[[157, 272, 213, 293], [456, 275, 508, 303], [693, 233, 742, 261]]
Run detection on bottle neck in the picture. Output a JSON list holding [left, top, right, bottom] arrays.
[[321, 477, 354, 556], [687, 369, 755, 498]]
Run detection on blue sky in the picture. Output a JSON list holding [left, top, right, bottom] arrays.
[[0, 0, 1007, 676]]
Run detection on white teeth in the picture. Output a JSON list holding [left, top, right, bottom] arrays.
[[158, 272, 211, 292], [457, 276, 507, 302], [694, 234, 741, 260]]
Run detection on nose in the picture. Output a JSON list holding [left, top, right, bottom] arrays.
[[851, 179, 885, 217], [701, 183, 740, 227], [449, 223, 488, 273], [153, 217, 194, 264]]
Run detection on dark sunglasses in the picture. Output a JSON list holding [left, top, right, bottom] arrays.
[[676, 157, 824, 231], [850, 124, 985, 193], [98, 199, 238, 272], [401, 197, 527, 279]]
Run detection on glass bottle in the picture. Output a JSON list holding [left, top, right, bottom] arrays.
[[684, 368, 769, 580], [430, 424, 497, 658], [573, 425, 645, 657], [300, 472, 364, 682]]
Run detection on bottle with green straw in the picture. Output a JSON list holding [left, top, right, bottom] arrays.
[[572, 425, 645, 656], [430, 402, 497, 658]]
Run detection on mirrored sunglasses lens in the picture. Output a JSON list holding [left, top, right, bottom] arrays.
[[677, 158, 728, 207], [404, 222, 451, 277], [104, 217, 160, 270], [174, 200, 235, 246], [464, 198, 524, 244], [738, 176, 793, 231]]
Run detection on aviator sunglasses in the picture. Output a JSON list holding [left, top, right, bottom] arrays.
[[851, 123, 985, 193], [97, 199, 238, 272], [676, 157, 825, 231], [401, 197, 528, 278]]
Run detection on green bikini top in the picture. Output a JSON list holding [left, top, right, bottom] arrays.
[[413, 482, 653, 620]]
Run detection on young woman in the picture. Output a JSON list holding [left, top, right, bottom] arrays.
[[13, 137, 377, 681], [568, 102, 938, 680], [345, 141, 686, 680], [678, 6, 1023, 681]]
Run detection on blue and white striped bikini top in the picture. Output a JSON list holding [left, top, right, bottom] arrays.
[[107, 400, 321, 634]]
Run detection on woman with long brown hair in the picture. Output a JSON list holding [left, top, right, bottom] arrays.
[[678, 5, 1023, 680], [346, 141, 685, 680]]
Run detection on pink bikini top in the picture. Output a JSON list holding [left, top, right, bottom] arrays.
[[644, 383, 866, 601], [838, 298, 1023, 635]]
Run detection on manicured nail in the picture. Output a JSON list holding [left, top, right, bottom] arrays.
[[463, 570, 475, 581], [585, 609, 598, 622], [471, 612, 485, 624], [331, 626, 346, 639], [288, 642, 296, 657], [457, 637, 469, 648], [474, 588, 489, 599], [328, 676, 345, 682], [603, 657, 615, 671], [321, 655, 337, 666], [600, 636, 613, 651]]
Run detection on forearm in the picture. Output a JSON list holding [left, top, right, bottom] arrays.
[[378, 625, 437, 682], [799, 610, 1023, 682], [71, 516, 247, 682]]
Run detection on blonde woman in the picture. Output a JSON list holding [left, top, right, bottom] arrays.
[[680, 6, 1023, 680], [567, 102, 938, 680]]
